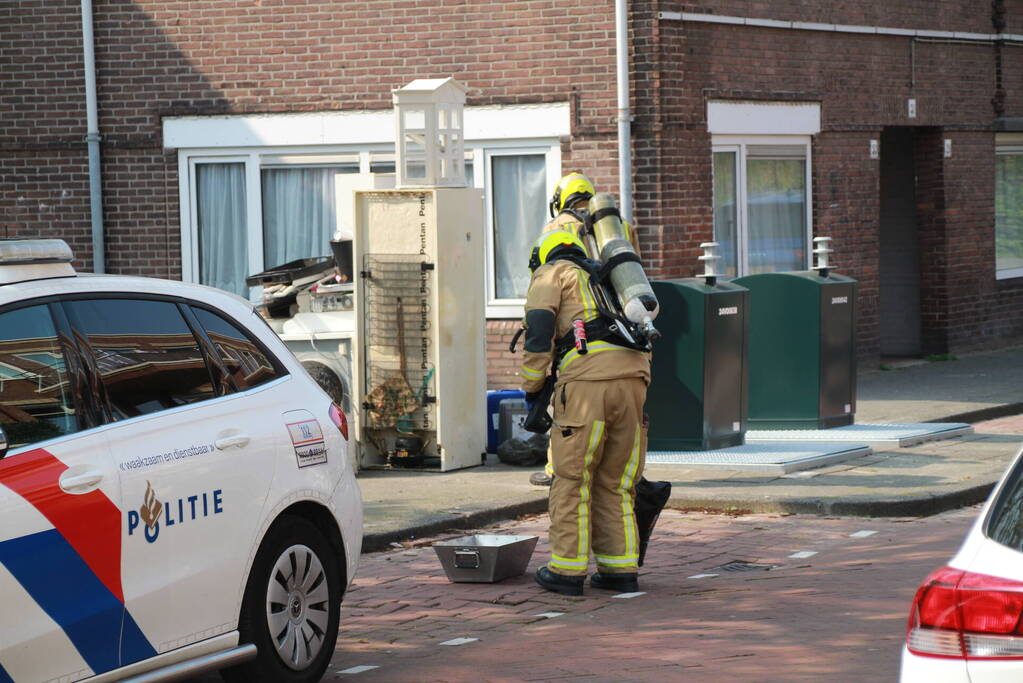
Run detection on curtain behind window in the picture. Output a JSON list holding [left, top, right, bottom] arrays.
[[713, 151, 739, 277], [197, 163, 247, 297], [493, 154, 546, 300], [262, 167, 351, 269], [996, 153, 1023, 275], [746, 153, 806, 274]]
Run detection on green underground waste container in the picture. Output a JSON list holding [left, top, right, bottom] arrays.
[[732, 271, 856, 430], [645, 278, 749, 451]]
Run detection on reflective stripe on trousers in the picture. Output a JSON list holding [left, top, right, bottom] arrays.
[[546, 378, 646, 576]]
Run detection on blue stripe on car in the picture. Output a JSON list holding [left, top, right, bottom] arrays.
[[0, 529, 156, 675]]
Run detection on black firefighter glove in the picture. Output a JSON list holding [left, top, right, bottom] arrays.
[[522, 376, 555, 434]]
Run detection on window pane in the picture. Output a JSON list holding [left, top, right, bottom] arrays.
[[262, 167, 353, 269], [0, 305, 77, 448], [713, 151, 738, 277], [197, 163, 248, 297], [996, 153, 1023, 275], [191, 307, 282, 391], [64, 299, 215, 420], [986, 458, 1023, 552], [493, 154, 547, 299], [746, 157, 806, 273]]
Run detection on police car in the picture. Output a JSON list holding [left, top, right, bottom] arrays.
[[0, 240, 362, 682]]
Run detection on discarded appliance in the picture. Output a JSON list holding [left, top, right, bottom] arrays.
[[248, 245, 355, 415], [349, 78, 486, 472], [433, 535, 538, 583]]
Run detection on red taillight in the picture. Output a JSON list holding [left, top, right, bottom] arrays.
[[907, 565, 1023, 659], [915, 566, 964, 631], [329, 403, 348, 441]]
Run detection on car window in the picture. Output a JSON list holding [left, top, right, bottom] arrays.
[[0, 304, 78, 448], [986, 456, 1023, 552], [190, 307, 283, 391], [62, 298, 216, 420]]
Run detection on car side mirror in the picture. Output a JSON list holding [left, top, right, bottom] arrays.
[[0, 425, 7, 459]]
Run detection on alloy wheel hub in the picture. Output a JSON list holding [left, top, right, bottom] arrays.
[[266, 544, 330, 671]]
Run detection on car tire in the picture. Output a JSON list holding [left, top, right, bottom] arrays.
[[302, 361, 347, 409], [222, 515, 342, 683]]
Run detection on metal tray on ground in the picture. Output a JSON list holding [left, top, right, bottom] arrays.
[[433, 534, 538, 583]]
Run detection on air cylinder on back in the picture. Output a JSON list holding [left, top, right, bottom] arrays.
[[588, 193, 660, 325]]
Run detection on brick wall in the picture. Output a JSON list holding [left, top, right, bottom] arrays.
[[914, 127, 951, 355], [486, 320, 522, 390], [3, 0, 1023, 387], [813, 131, 882, 360], [649, 5, 1023, 363], [942, 131, 1023, 352]]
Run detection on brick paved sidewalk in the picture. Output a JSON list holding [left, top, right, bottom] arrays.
[[327, 506, 979, 682]]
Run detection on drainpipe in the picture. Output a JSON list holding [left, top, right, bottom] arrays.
[[81, 0, 105, 273], [615, 0, 632, 223]]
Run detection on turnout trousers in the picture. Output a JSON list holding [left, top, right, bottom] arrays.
[[547, 376, 647, 576]]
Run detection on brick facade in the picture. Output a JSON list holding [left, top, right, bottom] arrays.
[[3, 1, 1022, 391]]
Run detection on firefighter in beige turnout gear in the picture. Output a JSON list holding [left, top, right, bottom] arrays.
[[521, 229, 651, 595], [530, 173, 643, 488]]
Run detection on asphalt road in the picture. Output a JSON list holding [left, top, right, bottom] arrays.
[[315, 504, 979, 682]]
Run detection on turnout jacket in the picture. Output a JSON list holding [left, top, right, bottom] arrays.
[[519, 259, 650, 394]]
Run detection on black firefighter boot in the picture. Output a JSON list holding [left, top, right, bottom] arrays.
[[589, 571, 639, 593], [535, 566, 584, 596]]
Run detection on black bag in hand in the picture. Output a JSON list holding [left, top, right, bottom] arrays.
[[634, 478, 671, 567]]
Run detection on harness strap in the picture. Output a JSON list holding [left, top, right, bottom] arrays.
[[554, 316, 646, 359], [597, 251, 642, 281], [590, 206, 621, 224]]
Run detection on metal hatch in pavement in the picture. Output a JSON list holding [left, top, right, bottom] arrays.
[[746, 422, 973, 448], [646, 442, 872, 475]]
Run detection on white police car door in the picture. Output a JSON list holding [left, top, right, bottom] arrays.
[[0, 303, 156, 682], [60, 297, 282, 662]]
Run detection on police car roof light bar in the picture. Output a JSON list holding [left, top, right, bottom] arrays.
[[0, 239, 74, 266], [0, 239, 77, 285]]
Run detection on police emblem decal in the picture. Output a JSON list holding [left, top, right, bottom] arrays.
[[139, 481, 162, 533]]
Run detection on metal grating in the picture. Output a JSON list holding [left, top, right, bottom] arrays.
[[710, 560, 778, 573], [646, 442, 872, 474], [746, 422, 973, 447], [363, 254, 434, 431]]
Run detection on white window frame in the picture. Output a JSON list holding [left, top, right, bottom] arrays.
[[481, 143, 561, 318], [996, 134, 1023, 281], [168, 105, 569, 316], [711, 135, 813, 277], [179, 146, 388, 300]]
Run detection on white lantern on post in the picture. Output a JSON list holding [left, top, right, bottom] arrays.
[[392, 77, 468, 188]]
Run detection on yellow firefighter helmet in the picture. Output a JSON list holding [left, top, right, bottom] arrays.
[[529, 229, 587, 271], [549, 172, 595, 217]]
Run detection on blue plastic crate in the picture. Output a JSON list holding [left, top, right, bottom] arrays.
[[486, 389, 525, 453]]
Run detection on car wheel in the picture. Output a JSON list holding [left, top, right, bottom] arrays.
[[222, 516, 341, 683], [302, 361, 347, 409]]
